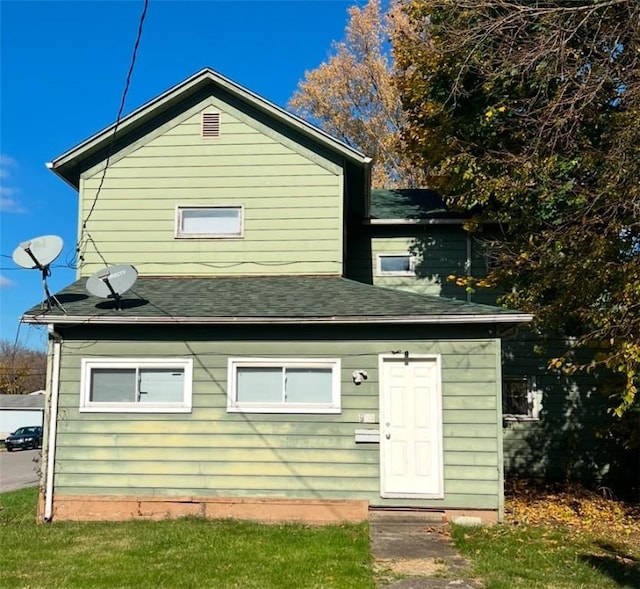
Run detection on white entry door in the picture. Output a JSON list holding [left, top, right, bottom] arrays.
[[379, 355, 443, 498]]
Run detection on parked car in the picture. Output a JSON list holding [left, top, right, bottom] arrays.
[[4, 426, 43, 451]]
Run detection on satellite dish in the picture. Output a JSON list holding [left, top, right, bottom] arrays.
[[12, 235, 63, 269], [86, 264, 138, 309], [12, 234, 66, 313]]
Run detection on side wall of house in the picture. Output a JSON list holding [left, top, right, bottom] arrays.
[[351, 229, 630, 488], [501, 333, 633, 489], [49, 324, 502, 520], [348, 225, 469, 298], [348, 225, 501, 304], [79, 94, 345, 277]]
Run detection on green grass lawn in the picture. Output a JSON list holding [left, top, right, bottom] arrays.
[[451, 520, 640, 589], [0, 488, 375, 589], [3, 486, 638, 589]]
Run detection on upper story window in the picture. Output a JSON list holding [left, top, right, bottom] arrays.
[[503, 376, 540, 421], [80, 358, 193, 413], [377, 253, 416, 276], [175, 205, 243, 239], [227, 357, 341, 414]]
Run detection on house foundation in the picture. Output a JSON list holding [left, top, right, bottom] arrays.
[[40, 494, 370, 524], [39, 493, 498, 525]]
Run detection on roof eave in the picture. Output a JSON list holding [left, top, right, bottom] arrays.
[[22, 313, 534, 326], [48, 68, 371, 189]]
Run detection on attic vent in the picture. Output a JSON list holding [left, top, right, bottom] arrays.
[[202, 112, 220, 137]]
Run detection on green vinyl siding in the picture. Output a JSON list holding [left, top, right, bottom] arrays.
[[500, 333, 633, 487], [351, 220, 633, 488], [347, 224, 505, 306], [79, 102, 344, 277], [51, 324, 502, 511], [348, 226, 471, 300]]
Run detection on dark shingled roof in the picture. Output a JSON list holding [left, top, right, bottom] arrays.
[[21, 276, 530, 325], [370, 189, 467, 220]]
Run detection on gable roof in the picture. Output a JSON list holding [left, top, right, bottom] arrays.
[[369, 189, 468, 223], [48, 67, 372, 189], [21, 276, 532, 326]]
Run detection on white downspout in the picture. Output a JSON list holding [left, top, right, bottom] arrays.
[[43, 326, 62, 522]]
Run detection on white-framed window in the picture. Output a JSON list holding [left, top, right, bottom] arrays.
[[502, 376, 540, 420], [80, 358, 193, 413], [175, 205, 243, 238], [227, 357, 341, 414], [377, 253, 416, 276]]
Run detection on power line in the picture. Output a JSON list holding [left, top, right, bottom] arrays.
[[0, 259, 346, 271], [79, 0, 150, 268]]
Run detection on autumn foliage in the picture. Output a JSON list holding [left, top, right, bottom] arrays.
[[289, 0, 426, 188], [392, 0, 640, 417], [294, 0, 640, 420], [0, 339, 47, 394]]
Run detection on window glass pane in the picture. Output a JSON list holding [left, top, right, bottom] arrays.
[[503, 379, 529, 415], [286, 368, 333, 403], [237, 367, 282, 403], [180, 208, 240, 235], [380, 255, 412, 273], [91, 369, 136, 402], [139, 369, 184, 403]]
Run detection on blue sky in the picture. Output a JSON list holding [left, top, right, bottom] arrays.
[[0, 0, 364, 349]]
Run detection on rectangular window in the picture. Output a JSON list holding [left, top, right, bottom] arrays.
[[80, 358, 193, 413], [228, 358, 341, 414], [502, 376, 539, 420], [175, 205, 243, 238], [377, 253, 415, 276]]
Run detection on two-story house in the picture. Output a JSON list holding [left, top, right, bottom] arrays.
[[23, 68, 533, 524]]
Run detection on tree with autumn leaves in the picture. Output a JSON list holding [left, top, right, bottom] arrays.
[[290, 0, 426, 188], [0, 339, 47, 394], [291, 0, 640, 421]]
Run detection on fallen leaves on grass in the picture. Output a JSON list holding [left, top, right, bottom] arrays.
[[505, 479, 640, 542]]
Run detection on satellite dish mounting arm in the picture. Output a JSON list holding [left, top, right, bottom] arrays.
[[41, 270, 66, 313], [12, 235, 67, 314], [100, 276, 123, 309], [24, 247, 66, 314], [22, 246, 46, 271]]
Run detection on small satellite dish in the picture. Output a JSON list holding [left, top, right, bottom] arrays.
[[86, 264, 138, 309], [12, 234, 66, 313], [12, 235, 63, 269]]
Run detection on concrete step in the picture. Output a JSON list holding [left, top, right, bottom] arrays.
[[369, 509, 447, 525]]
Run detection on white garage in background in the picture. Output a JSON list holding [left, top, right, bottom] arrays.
[[0, 393, 45, 440]]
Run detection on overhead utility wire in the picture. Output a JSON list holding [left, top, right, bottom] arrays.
[[78, 0, 150, 267], [8, 3, 149, 361]]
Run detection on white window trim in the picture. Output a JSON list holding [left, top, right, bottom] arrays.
[[227, 357, 341, 414], [174, 204, 244, 239], [376, 253, 416, 276], [80, 358, 193, 413], [502, 375, 541, 421]]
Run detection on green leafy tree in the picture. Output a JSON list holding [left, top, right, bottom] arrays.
[[392, 0, 640, 416]]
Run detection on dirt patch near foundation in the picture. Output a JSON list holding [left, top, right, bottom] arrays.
[[375, 557, 447, 577]]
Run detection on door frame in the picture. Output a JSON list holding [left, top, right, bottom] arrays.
[[378, 353, 444, 499]]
